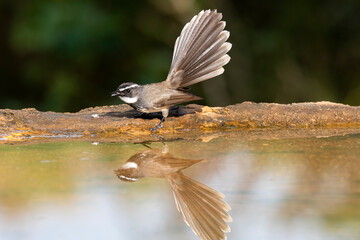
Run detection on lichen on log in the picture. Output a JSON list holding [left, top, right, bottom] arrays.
[[0, 101, 359, 144]]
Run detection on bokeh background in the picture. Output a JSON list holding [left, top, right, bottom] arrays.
[[1, 0, 359, 112]]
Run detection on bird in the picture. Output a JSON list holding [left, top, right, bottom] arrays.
[[111, 10, 231, 131], [114, 144, 232, 240]]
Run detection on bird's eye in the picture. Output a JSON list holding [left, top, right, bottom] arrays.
[[126, 89, 130, 93]]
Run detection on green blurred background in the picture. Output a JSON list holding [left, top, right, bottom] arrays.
[[1, 0, 359, 112]]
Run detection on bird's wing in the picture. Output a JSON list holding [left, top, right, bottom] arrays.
[[166, 10, 231, 89], [163, 157, 203, 172], [153, 90, 202, 108], [168, 173, 232, 240]]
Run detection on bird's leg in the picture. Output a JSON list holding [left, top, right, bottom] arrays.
[[150, 108, 169, 132], [150, 117, 165, 131], [161, 143, 169, 154], [134, 141, 153, 148], [141, 143, 153, 149]]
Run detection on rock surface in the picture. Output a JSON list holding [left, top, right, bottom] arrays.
[[0, 102, 359, 144]]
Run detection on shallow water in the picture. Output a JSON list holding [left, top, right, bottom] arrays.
[[0, 133, 360, 240]]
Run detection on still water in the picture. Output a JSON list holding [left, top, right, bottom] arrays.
[[0, 132, 359, 240]]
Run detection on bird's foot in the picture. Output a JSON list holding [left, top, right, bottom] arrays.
[[150, 123, 164, 132], [150, 117, 165, 132]]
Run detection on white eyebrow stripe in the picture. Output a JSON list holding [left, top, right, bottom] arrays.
[[122, 162, 138, 169], [119, 84, 139, 91], [118, 175, 139, 181]]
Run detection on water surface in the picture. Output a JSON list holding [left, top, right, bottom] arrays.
[[0, 133, 359, 240]]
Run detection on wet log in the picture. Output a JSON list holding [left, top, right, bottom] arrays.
[[0, 101, 359, 144]]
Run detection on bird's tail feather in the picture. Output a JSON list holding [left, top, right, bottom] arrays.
[[168, 173, 232, 240], [166, 10, 231, 89]]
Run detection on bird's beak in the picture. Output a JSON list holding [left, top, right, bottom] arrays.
[[111, 91, 121, 97]]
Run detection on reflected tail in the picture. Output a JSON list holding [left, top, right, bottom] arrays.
[[168, 173, 232, 240]]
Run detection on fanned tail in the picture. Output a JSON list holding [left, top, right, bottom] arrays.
[[168, 173, 232, 240], [166, 10, 231, 89]]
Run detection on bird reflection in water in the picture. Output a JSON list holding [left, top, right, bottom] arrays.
[[114, 144, 232, 240]]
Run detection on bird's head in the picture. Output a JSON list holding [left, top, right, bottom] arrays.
[[114, 161, 141, 183], [111, 82, 140, 104]]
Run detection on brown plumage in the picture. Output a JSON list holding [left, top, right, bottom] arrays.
[[112, 10, 231, 130], [114, 144, 232, 240], [167, 9, 231, 89]]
